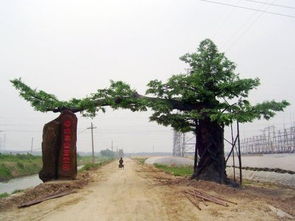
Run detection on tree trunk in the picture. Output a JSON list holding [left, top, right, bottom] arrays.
[[192, 117, 228, 184]]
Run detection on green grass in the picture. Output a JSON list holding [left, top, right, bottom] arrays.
[[0, 154, 114, 181], [0, 164, 12, 179], [132, 157, 147, 165], [154, 164, 193, 176], [77, 155, 115, 166], [0, 153, 42, 181], [79, 158, 114, 172], [0, 192, 9, 198]]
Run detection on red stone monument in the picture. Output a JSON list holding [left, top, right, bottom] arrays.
[[58, 110, 77, 180], [39, 110, 77, 182]]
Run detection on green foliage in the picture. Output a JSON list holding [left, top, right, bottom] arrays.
[[79, 159, 114, 172], [100, 149, 115, 158], [0, 164, 12, 180], [0, 154, 42, 181], [0, 153, 40, 161], [10, 79, 145, 117], [79, 163, 101, 171], [16, 162, 25, 169], [10, 78, 66, 112], [142, 39, 289, 130], [89, 39, 288, 132], [11, 39, 289, 131], [154, 164, 193, 176], [77, 155, 94, 165], [77, 155, 114, 165], [0, 192, 9, 198]]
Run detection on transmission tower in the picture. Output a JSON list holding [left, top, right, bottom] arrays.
[[173, 130, 183, 156], [173, 130, 195, 157]]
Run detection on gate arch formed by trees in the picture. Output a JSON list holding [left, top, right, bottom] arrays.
[[11, 39, 289, 184]]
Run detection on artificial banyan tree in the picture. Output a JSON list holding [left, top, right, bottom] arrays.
[[11, 39, 289, 184]]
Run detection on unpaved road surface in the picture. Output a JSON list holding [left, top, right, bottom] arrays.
[[1, 159, 197, 221], [1, 158, 294, 221]]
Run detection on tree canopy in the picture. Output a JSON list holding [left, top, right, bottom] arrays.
[[139, 39, 289, 132], [100, 149, 115, 158], [10, 78, 146, 117], [11, 39, 289, 131]]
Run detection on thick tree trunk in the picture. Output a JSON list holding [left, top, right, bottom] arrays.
[[192, 117, 228, 184]]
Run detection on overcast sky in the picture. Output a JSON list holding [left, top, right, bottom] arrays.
[[0, 0, 294, 153]]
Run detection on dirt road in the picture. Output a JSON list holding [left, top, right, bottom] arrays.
[[1, 158, 294, 221], [1, 159, 198, 221]]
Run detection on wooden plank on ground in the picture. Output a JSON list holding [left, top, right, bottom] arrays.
[[193, 190, 228, 207], [18, 191, 76, 208], [184, 193, 202, 210], [184, 190, 229, 207], [194, 189, 237, 205]]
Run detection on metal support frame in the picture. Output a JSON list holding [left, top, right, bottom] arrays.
[[225, 121, 242, 185]]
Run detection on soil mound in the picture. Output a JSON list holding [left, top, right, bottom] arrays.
[[0, 170, 92, 211]]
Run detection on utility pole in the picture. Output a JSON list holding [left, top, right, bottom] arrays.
[[3, 134, 6, 150], [31, 137, 34, 153], [0, 131, 5, 152], [87, 122, 97, 163]]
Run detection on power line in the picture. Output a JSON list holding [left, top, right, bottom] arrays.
[[78, 128, 88, 134], [240, 0, 295, 10], [225, 0, 275, 50], [212, 0, 243, 38], [200, 0, 295, 19], [30, 137, 34, 153], [2, 130, 40, 132]]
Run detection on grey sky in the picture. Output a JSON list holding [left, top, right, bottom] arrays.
[[0, 0, 294, 153]]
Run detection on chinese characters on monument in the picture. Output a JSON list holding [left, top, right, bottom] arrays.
[[39, 110, 77, 182]]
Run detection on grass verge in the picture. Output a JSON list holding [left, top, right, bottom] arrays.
[[79, 158, 114, 172], [154, 164, 193, 176], [0, 189, 25, 199], [132, 157, 147, 165], [0, 193, 9, 198]]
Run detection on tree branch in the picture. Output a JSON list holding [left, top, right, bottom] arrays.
[[134, 92, 202, 111]]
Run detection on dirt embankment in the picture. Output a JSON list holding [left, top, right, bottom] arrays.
[[0, 154, 42, 181], [1, 159, 294, 221]]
